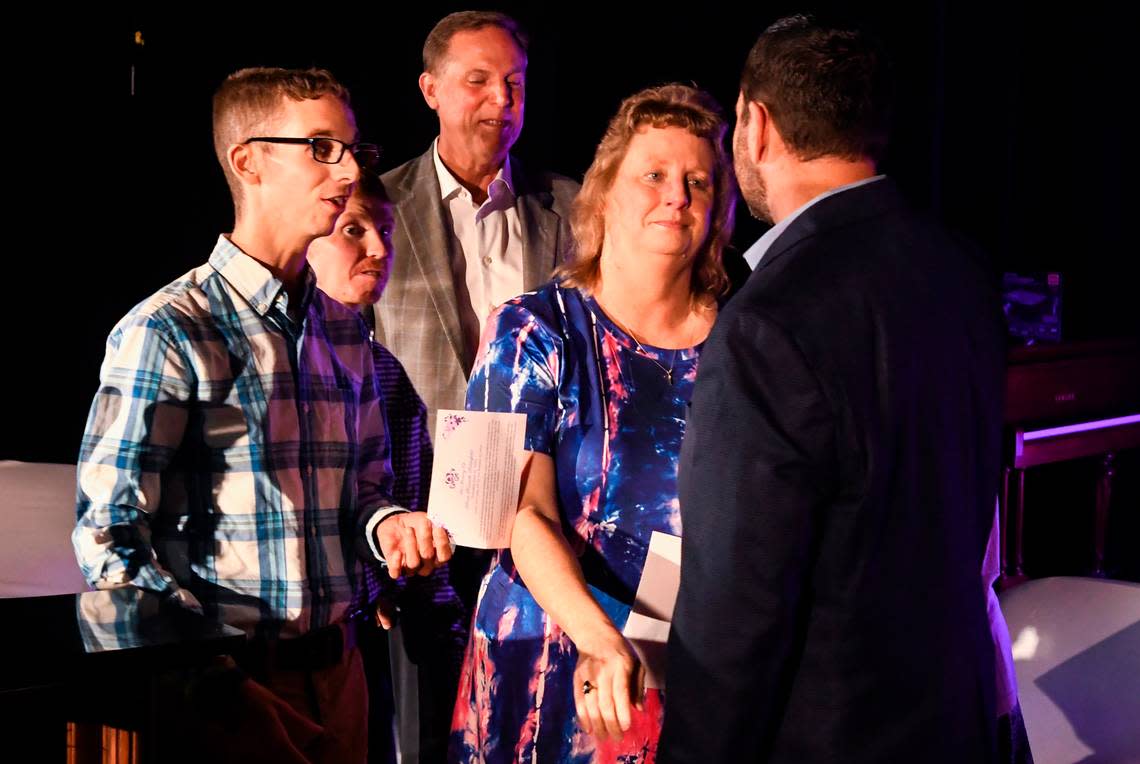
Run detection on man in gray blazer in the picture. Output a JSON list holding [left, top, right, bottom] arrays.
[[371, 10, 578, 441], [365, 11, 578, 763]]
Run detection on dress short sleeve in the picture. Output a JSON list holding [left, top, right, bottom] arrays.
[[465, 298, 562, 455]]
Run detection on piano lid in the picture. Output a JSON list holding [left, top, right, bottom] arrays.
[[1005, 338, 1140, 426]]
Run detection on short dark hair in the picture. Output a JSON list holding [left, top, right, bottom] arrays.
[[422, 11, 528, 73], [740, 14, 892, 163], [213, 67, 352, 212]]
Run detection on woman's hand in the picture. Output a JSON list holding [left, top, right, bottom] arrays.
[[509, 453, 646, 739], [572, 627, 646, 740]]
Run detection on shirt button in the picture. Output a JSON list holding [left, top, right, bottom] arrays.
[[258, 302, 268, 312], [482, 255, 492, 266]]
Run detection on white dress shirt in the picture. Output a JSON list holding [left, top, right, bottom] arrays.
[[433, 141, 525, 344]]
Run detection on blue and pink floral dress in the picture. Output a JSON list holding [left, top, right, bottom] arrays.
[[449, 282, 703, 764]]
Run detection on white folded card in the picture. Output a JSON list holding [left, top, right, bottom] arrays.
[[623, 530, 682, 689], [624, 611, 672, 690], [426, 409, 528, 549]]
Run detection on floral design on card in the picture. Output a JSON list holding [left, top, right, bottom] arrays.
[[441, 413, 467, 439], [445, 468, 460, 489]]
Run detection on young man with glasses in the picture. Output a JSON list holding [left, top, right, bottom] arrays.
[[74, 66, 450, 761]]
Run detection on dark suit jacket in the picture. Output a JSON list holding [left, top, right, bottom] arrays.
[[369, 145, 579, 438], [661, 179, 1004, 763]]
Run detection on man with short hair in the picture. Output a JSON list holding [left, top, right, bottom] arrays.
[[371, 10, 579, 440], [662, 16, 1006, 763], [74, 66, 449, 762], [369, 15, 579, 759]]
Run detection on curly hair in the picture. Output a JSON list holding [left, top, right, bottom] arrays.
[[557, 83, 736, 301]]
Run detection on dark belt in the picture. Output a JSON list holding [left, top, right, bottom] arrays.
[[238, 620, 356, 676]]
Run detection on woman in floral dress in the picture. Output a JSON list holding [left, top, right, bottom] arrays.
[[450, 84, 737, 764]]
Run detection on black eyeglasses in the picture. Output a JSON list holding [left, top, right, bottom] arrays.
[[243, 136, 381, 170]]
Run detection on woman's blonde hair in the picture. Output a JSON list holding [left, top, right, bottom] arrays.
[[558, 83, 736, 300]]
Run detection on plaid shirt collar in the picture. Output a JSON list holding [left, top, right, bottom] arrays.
[[209, 235, 318, 320]]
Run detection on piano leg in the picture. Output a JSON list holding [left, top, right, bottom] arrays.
[[1000, 466, 1029, 588], [1092, 452, 1115, 577], [1000, 467, 1011, 581]]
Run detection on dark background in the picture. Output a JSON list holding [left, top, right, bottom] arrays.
[[6, 3, 1135, 578]]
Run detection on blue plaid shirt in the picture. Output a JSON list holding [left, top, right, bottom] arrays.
[[74, 236, 397, 638]]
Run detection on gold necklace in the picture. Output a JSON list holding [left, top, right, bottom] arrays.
[[589, 297, 698, 385], [628, 334, 677, 384], [621, 313, 697, 386]]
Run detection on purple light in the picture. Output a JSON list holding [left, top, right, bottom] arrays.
[[1023, 413, 1140, 441]]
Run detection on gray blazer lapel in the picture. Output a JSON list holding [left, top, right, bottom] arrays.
[[517, 158, 570, 294], [520, 194, 559, 289], [397, 153, 467, 368], [513, 155, 565, 290]]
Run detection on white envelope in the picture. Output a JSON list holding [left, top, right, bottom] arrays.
[[622, 530, 682, 689]]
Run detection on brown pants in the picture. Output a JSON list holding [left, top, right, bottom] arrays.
[[158, 626, 368, 764]]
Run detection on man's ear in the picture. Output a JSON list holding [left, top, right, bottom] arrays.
[[745, 100, 772, 165], [227, 142, 260, 188], [418, 71, 439, 110]]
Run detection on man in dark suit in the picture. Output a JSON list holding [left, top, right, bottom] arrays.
[[364, 11, 577, 764], [661, 15, 1005, 763]]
